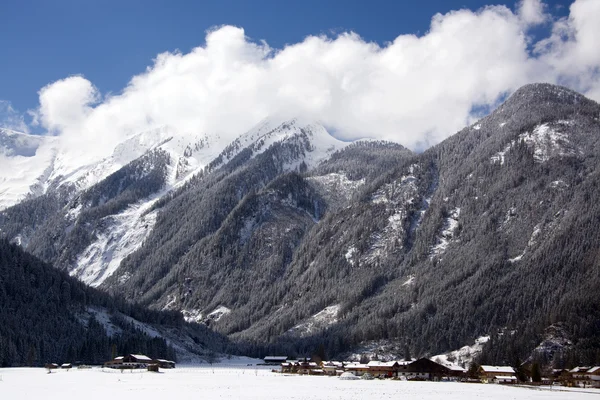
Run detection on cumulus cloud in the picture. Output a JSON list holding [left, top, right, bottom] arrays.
[[19, 0, 600, 156]]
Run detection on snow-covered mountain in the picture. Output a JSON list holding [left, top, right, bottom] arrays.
[[0, 128, 58, 209], [3, 83, 600, 367], [0, 117, 350, 287]]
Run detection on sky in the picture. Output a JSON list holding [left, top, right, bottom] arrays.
[[0, 0, 597, 153]]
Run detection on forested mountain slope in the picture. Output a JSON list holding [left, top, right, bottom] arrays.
[[0, 239, 228, 367], [1, 83, 600, 367]]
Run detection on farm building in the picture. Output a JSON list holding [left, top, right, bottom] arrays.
[[104, 354, 154, 369], [264, 356, 288, 365], [367, 361, 400, 378], [479, 365, 517, 384]]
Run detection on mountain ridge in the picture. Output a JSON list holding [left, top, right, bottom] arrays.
[[1, 82, 600, 367]]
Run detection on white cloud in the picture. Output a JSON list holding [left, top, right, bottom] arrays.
[[20, 0, 600, 157], [0, 101, 29, 133], [517, 0, 548, 26], [34, 76, 99, 134]]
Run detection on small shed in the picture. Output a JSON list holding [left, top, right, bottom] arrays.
[[147, 364, 160, 372], [154, 359, 176, 369], [61, 363, 72, 369]]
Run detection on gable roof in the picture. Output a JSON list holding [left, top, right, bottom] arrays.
[[130, 354, 153, 362], [367, 361, 398, 367], [481, 365, 515, 374]]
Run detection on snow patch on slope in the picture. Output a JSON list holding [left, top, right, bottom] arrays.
[[307, 173, 365, 203], [402, 275, 415, 286], [287, 305, 340, 337], [367, 171, 421, 263], [182, 309, 204, 324], [70, 200, 159, 287], [431, 208, 461, 257], [83, 306, 123, 337], [431, 336, 490, 368], [508, 224, 542, 263], [207, 306, 231, 322], [345, 246, 358, 265], [491, 121, 580, 165]]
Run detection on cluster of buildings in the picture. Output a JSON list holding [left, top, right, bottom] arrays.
[[266, 356, 600, 388], [103, 354, 176, 371], [560, 366, 600, 388], [267, 357, 467, 381]]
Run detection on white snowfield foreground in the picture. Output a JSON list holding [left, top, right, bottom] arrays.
[[0, 366, 596, 400]]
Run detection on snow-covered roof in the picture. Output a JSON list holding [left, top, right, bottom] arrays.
[[264, 356, 288, 361], [569, 366, 590, 373], [345, 363, 369, 369], [481, 365, 515, 374], [496, 375, 517, 380], [131, 354, 153, 362], [367, 361, 398, 367], [448, 365, 467, 372], [586, 366, 600, 374], [114, 356, 124, 360]]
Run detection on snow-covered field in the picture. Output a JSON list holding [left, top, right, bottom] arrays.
[[0, 365, 597, 400]]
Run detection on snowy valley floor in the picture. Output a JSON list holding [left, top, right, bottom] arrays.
[[0, 365, 598, 400]]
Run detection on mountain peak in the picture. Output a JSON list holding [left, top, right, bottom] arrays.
[[507, 83, 591, 107]]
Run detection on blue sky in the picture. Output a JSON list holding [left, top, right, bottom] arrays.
[[0, 0, 570, 114]]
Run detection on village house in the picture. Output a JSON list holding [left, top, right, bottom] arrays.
[[297, 360, 320, 375], [585, 366, 600, 388], [366, 361, 400, 378], [403, 358, 452, 381], [568, 366, 600, 388], [104, 354, 155, 369], [344, 363, 370, 377], [280, 361, 294, 374], [479, 365, 517, 384], [445, 365, 467, 380], [322, 361, 344, 376]]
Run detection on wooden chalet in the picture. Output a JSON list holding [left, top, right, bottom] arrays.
[[367, 361, 400, 378], [104, 354, 154, 369], [403, 358, 451, 380], [569, 366, 600, 388], [345, 363, 370, 376], [297, 360, 320, 375], [322, 361, 344, 376], [280, 361, 294, 374], [446, 365, 467, 380], [45, 363, 59, 370], [585, 366, 600, 388], [479, 365, 517, 384]]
